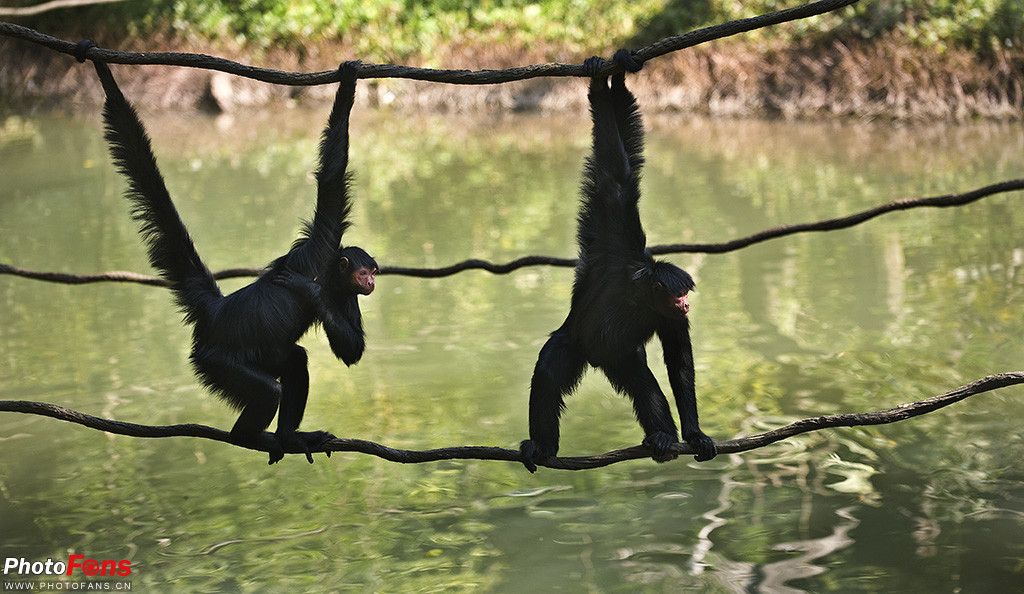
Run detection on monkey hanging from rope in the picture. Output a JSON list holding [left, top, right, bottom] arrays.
[[520, 50, 717, 472], [76, 41, 377, 464]]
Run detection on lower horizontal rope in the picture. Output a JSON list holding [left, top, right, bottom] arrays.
[[2, 371, 1021, 470]]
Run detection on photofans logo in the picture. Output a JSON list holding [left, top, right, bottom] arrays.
[[3, 556, 132, 591]]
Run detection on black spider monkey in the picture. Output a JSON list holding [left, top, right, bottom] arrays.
[[75, 41, 377, 464], [519, 50, 717, 472]]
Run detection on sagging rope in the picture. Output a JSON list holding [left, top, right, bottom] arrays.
[[0, 0, 860, 85], [2, 372, 1022, 468]]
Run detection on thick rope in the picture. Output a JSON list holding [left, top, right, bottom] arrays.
[[2, 372, 1021, 469], [0, 0, 860, 85]]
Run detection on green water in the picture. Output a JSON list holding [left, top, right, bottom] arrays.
[[1, 104, 1022, 592]]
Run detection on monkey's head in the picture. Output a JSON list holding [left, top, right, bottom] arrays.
[[335, 246, 378, 296], [647, 260, 695, 320]]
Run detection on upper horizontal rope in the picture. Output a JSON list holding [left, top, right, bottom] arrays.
[[0, 0, 859, 84]]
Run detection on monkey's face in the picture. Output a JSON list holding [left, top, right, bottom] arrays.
[[348, 267, 376, 296], [337, 255, 376, 296], [653, 284, 690, 320]]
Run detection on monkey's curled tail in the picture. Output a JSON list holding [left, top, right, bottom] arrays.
[[83, 49, 221, 325]]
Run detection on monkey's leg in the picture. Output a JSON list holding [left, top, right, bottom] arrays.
[[603, 358, 680, 462], [276, 345, 334, 464], [193, 354, 284, 462], [520, 328, 587, 472]]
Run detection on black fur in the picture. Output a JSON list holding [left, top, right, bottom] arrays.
[[519, 53, 716, 472], [83, 46, 371, 464]]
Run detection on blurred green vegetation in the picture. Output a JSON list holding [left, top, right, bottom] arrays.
[[12, 0, 1023, 60]]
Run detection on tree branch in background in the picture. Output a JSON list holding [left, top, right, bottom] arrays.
[[2, 179, 1020, 284], [0, 263, 261, 286], [649, 177, 1024, 256]]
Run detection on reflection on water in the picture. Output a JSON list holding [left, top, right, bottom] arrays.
[[1, 106, 1022, 592]]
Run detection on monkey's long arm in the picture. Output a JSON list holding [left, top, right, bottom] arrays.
[[657, 321, 716, 461], [288, 61, 360, 278]]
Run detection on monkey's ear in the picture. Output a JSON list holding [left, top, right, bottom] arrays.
[[338, 257, 351, 271]]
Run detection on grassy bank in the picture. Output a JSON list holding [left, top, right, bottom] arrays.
[[1, 0, 1022, 118]]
